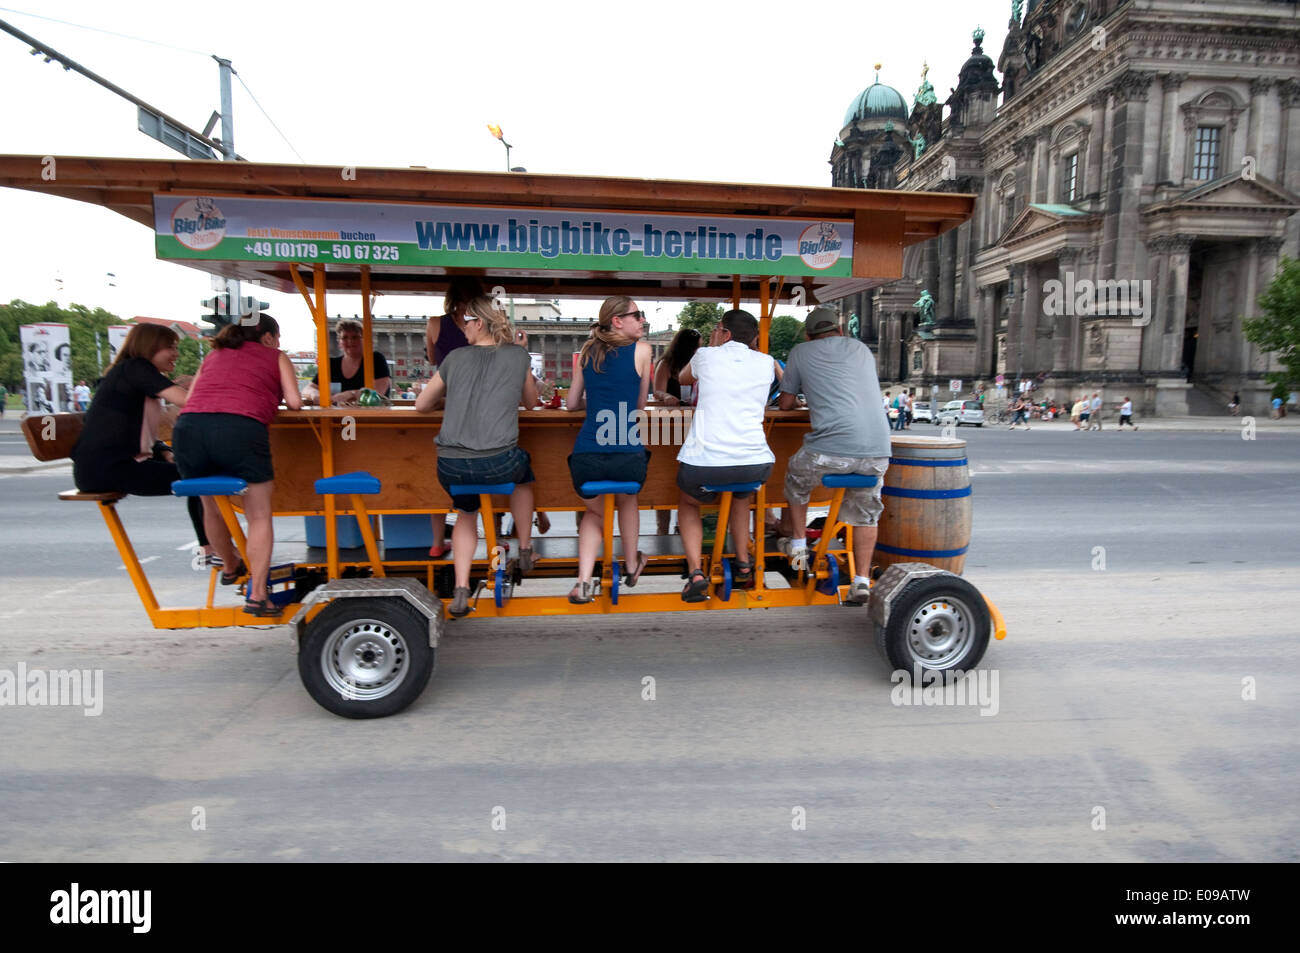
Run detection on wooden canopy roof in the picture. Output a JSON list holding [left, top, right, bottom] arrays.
[[0, 155, 974, 303]]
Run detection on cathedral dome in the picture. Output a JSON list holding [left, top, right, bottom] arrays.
[[843, 79, 909, 126]]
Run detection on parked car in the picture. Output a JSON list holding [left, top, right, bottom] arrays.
[[912, 401, 932, 423], [938, 399, 985, 427]]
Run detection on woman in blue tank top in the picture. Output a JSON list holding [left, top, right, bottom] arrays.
[[565, 296, 653, 604]]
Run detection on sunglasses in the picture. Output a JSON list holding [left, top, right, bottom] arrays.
[[616, 310, 646, 321]]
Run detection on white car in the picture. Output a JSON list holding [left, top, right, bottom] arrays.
[[912, 401, 932, 423], [937, 399, 985, 427]]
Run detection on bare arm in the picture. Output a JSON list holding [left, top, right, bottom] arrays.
[[677, 360, 696, 387], [521, 368, 539, 408], [778, 391, 800, 411], [635, 340, 652, 410], [566, 361, 586, 412], [279, 353, 303, 410], [415, 370, 445, 413], [372, 375, 392, 397], [158, 384, 188, 406], [301, 380, 320, 403], [652, 358, 679, 405]]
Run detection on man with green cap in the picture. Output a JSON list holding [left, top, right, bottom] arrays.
[[777, 306, 890, 605]]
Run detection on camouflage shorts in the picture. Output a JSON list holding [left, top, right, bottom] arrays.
[[783, 446, 889, 526]]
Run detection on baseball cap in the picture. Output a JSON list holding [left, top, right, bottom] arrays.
[[804, 307, 841, 336]]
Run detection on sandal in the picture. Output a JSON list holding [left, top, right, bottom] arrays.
[[624, 551, 648, 588], [517, 547, 536, 574], [448, 586, 472, 618], [732, 559, 755, 590], [221, 559, 247, 586], [427, 543, 450, 559], [681, 568, 709, 603], [568, 580, 596, 604], [242, 597, 279, 618]]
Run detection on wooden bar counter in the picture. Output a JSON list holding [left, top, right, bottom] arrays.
[[269, 406, 818, 515]]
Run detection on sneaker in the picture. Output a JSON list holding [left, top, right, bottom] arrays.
[[844, 579, 871, 605], [447, 586, 472, 618]]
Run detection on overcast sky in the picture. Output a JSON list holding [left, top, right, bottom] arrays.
[[0, 0, 1013, 349]]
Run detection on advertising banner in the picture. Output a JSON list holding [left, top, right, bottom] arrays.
[[107, 325, 132, 366], [153, 195, 854, 278], [20, 323, 73, 413]]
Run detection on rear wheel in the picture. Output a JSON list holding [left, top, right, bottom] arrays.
[[299, 597, 435, 718], [875, 574, 991, 673]]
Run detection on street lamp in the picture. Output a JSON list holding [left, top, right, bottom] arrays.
[[487, 123, 513, 172]]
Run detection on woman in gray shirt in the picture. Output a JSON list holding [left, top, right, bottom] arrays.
[[416, 295, 540, 617]]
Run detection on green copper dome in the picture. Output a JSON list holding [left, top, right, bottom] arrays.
[[844, 80, 909, 126]]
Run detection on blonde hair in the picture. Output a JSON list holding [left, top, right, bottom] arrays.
[[579, 295, 636, 374], [336, 319, 363, 337], [464, 295, 515, 346]]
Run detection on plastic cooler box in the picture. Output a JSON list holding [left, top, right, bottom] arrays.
[[304, 515, 377, 549], [380, 514, 434, 550]]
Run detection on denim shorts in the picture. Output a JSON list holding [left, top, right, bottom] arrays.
[[437, 447, 535, 512]]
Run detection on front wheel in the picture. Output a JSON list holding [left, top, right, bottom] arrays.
[[299, 597, 435, 718], [875, 574, 991, 673]]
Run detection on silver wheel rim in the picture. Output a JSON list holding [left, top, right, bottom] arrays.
[[905, 595, 975, 668], [321, 618, 408, 701]]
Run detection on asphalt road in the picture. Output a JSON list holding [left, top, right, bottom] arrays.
[[1, 427, 1297, 861]]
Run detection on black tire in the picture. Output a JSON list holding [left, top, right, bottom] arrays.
[[875, 573, 991, 674], [299, 597, 435, 718]]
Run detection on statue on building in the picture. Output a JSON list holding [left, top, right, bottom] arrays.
[[848, 312, 860, 338], [914, 289, 936, 326], [909, 133, 927, 159], [1011, 0, 1023, 25], [915, 62, 937, 107]]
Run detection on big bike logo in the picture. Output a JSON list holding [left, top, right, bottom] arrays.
[[171, 197, 226, 251], [798, 222, 844, 271]]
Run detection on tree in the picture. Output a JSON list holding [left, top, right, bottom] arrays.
[[768, 315, 804, 362], [676, 301, 722, 337], [0, 299, 124, 388], [1245, 256, 1300, 391]]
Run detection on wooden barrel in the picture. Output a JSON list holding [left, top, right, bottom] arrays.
[[874, 435, 972, 575]]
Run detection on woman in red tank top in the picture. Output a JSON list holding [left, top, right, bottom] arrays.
[[173, 314, 303, 616]]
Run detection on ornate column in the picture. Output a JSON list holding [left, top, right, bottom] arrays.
[[1054, 247, 1081, 372], [1148, 234, 1194, 373], [1248, 78, 1276, 180], [937, 228, 957, 322], [1102, 71, 1154, 281], [1280, 81, 1300, 254], [1085, 90, 1107, 197], [1158, 73, 1187, 184], [1005, 264, 1024, 381], [1244, 237, 1284, 376]]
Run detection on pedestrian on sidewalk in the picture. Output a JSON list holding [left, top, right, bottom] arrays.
[[0, 382, 7, 417], [1117, 397, 1138, 429], [1088, 392, 1103, 430], [1072, 397, 1087, 430], [1229, 391, 1240, 416], [1008, 395, 1031, 430]]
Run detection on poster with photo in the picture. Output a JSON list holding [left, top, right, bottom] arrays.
[[20, 323, 73, 412], [107, 325, 132, 366]]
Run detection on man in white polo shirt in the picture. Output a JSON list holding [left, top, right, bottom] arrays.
[[778, 307, 890, 605], [675, 309, 777, 602]]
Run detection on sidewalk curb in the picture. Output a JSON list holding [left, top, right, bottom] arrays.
[[0, 459, 72, 474]]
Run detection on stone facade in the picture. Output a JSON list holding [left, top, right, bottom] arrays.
[[832, 0, 1300, 415]]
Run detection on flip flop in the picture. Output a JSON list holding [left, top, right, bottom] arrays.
[[221, 559, 247, 586], [427, 543, 450, 559], [624, 551, 648, 587]]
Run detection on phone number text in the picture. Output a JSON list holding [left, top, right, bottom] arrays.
[[243, 241, 401, 261]]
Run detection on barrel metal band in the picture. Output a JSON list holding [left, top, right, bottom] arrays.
[[881, 486, 972, 499], [887, 457, 968, 468], [875, 542, 970, 559]]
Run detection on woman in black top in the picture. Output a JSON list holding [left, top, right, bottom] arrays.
[[71, 323, 210, 557], [301, 319, 391, 404]]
